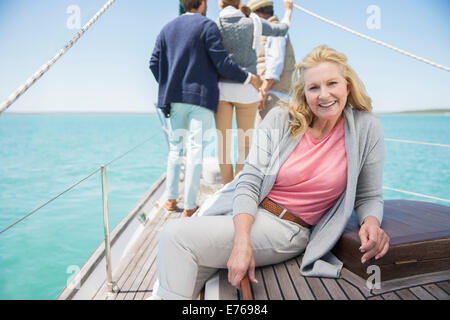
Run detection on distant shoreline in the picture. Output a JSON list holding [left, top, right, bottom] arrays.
[[3, 108, 450, 115], [2, 111, 157, 115], [376, 108, 450, 115]]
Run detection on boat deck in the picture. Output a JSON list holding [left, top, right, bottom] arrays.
[[93, 207, 181, 300], [89, 177, 450, 301]]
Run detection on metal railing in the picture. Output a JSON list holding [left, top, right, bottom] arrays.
[[101, 165, 117, 295]]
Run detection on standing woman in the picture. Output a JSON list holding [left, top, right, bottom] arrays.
[[215, 0, 293, 184]]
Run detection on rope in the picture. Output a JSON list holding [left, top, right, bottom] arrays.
[[385, 138, 450, 148], [383, 186, 450, 203], [0, 0, 117, 115], [0, 133, 158, 236], [292, 2, 450, 73]]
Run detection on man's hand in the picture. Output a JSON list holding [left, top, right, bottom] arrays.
[[358, 216, 390, 264], [249, 73, 262, 90]]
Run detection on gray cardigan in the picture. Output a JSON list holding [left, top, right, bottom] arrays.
[[197, 105, 385, 278], [217, 15, 289, 77]]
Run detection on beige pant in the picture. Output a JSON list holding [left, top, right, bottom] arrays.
[[214, 100, 258, 184], [154, 207, 310, 300]]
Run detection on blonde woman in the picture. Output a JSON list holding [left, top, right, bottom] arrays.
[[215, 0, 293, 184], [150, 45, 389, 300]]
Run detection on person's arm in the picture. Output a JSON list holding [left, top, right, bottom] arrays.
[[265, 36, 287, 82], [149, 33, 162, 82], [281, 0, 293, 24], [259, 36, 287, 110], [355, 117, 390, 263], [227, 214, 256, 289], [260, 0, 293, 37], [203, 21, 260, 89]]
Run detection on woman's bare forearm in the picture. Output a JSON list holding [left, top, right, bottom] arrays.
[[233, 213, 255, 248]]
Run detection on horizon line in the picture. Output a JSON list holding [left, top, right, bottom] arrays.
[[3, 107, 450, 115]]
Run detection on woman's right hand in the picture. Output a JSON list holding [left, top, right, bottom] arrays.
[[227, 213, 257, 290], [227, 243, 257, 290]]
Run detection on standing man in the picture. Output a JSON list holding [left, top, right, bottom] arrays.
[[248, 0, 296, 126], [150, 0, 260, 217]]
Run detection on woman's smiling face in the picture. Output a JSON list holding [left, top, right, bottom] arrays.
[[304, 61, 351, 125]]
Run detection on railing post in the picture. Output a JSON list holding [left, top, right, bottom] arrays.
[[101, 165, 117, 296]]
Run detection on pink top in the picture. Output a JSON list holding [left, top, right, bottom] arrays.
[[266, 117, 347, 225]]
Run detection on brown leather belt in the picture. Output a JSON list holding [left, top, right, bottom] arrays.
[[260, 197, 311, 229]]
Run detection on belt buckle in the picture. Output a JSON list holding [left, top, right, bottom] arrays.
[[279, 208, 287, 219]]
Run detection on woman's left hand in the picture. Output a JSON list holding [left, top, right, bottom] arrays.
[[358, 216, 390, 264]]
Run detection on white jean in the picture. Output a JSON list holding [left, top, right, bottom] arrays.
[[153, 207, 311, 299], [165, 102, 214, 210]]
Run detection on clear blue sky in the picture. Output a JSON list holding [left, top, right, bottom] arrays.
[[0, 0, 449, 113]]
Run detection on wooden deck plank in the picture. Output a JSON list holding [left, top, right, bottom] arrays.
[[133, 215, 180, 300], [122, 235, 159, 300], [368, 295, 383, 300], [113, 211, 169, 300], [321, 278, 348, 300], [139, 262, 159, 300], [409, 286, 436, 300], [436, 281, 450, 294], [294, 256, 331, 300], [119, 223, 162, 300], [135, 251, 160, 300], [285, 258, 315, 300], [422, 284, 450, 300], [381, 292, 401, 300], [261, 266, 283, 300], [134, 258, 157, 300], [273, 263, 298, 300], [252, 268, 268, 300], [123, 210, 181, 300], [305, 277, 331, 300], [139, 212, 184, 300], [94, 210, 168, 300], [339, 268, 372, 298], [395, 289, 418, 300], [336, 279, 365, 300]]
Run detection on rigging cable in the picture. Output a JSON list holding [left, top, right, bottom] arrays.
[[0, 0, 117, 115], [385, 138, 450, 148], [292, 2, 450, 73]]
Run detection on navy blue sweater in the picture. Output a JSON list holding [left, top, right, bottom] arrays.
[[150, 14, 249, 117]]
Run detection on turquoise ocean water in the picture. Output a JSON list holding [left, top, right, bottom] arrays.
[[0, 113, 449, 299]]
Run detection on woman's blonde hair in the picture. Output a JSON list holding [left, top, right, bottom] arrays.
[[283, 45, 372, 139], [219, 0, 251, 17]]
